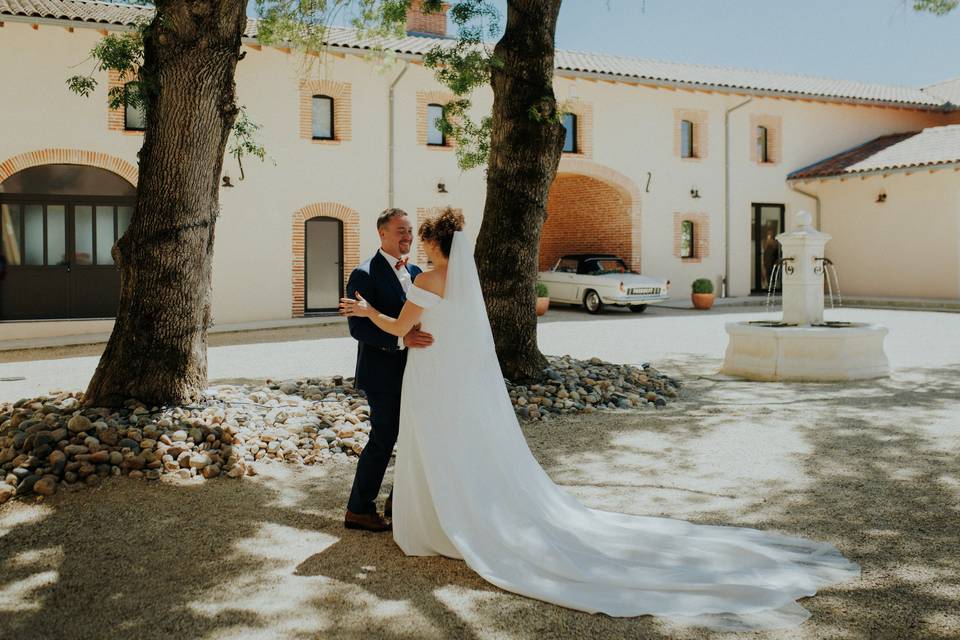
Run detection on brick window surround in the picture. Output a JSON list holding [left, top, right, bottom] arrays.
[[107, 70, 144, 135], [415, 206, 463, 266], [299, 80, 352, 144], [674, 109, 708, 160], [673, 212, 710, 263], [0, 149, 138, 186], [562, 100, 593, 159], [416, 91, 456, 149], [539, 158, 642, 272], [750, 114, 783, 165], [291, 202, 359, 317]]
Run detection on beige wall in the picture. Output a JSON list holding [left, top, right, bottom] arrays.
[[796, 170, 960, 299], [1, 19, 958, 340]]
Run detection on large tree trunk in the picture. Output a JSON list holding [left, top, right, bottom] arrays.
[[474, 0, 564, 381], [84, 0, 248, 407]]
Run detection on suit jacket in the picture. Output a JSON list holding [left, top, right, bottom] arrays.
[[347, 252, 422, 396]]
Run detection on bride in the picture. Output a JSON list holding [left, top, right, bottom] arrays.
[[339, 209, 858, 630]]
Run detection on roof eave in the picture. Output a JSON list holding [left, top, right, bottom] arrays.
[[787, 160, 960, 182], [3, 12, 957, 112]]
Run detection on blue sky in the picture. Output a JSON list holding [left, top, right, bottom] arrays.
[[249, 1, 960, 88]]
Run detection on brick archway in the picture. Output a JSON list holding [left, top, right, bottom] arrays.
[[291, 202, 359, 317], [0, 148, 138, 185], [539, 159, 643, 271]]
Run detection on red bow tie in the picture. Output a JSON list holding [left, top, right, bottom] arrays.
[[394, 257, 408, 270]]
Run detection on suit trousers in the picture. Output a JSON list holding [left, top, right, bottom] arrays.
[[347, 391, 400, 514]]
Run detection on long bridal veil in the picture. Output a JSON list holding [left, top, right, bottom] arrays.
[[410, 231, 858, 631]]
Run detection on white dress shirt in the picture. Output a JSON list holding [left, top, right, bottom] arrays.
[[379, 248, 412, 349]]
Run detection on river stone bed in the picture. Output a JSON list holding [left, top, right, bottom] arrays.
[[0, 357, 679, 503]]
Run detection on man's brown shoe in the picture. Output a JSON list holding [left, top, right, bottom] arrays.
[[384, 496, 393, 519], [344, 510, 392, 532]]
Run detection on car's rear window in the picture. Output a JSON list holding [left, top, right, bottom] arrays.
[[582, 259, 627, 274]]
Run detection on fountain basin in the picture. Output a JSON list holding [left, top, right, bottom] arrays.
[[721, 321, 889, 381]]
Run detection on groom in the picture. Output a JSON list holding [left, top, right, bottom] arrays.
[[344, 208, 433, 532]]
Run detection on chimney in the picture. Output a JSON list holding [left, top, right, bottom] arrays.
[[405, 0, 450, 38]]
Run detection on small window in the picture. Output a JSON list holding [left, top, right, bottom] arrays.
[[756, 125, 769, 163], [562, 113, 578, 153], [124, 83, 146, 131], [680, 119, 694, 158], [312, 95, 334, 140], [427, 103, 445, 146], [555, 258, 578, 273], [680, 220, 695, 259]]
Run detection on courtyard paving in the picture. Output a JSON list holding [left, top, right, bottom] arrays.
[[0, 305, 958, 639]]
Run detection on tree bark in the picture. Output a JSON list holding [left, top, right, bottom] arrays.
[[474, 0, 564, 382], [84, 0, 248, 407]]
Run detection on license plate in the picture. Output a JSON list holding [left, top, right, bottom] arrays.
[[629, 287, 659, 295]]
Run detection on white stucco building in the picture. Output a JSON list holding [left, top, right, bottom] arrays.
[[1, 0, 959, 342]]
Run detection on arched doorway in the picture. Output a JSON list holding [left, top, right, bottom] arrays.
[[1, 164, 136, 320], [539, 161, 641, 272], [304, 216, 344, 311]]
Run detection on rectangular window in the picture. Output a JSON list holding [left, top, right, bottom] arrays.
[[680, 220, 695, 259], [563, 113, 577, 153], [312, 95, 334, 140], [124, 84, 146, 131], [427, 103, 445, 146], [1, 204, 22, 265], [24, 204, 44, 265], [756, 125, 769, 163], [75, 205, 94, 265], [46, 205, 66, 266], [118, 206, 134, 238], [680, 120, 694, 158], [96, 206, 116, 265]]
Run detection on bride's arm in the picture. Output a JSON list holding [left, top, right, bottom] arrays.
[[340, 293, 424, 337]]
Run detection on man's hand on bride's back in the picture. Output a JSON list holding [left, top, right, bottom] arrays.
[[404, 324, 434, 349]]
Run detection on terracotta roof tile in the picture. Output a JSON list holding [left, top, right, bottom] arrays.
[[788, 125, 960, 179], [0, 0, 954, 110]]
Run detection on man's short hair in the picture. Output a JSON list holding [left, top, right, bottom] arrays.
[[377, 207, 408, 230]]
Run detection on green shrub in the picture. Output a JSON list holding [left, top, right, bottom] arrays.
[[691, 278, 714, 294], [536, 282, 549, 297]]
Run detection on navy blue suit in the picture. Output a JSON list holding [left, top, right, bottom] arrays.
[[346, 252, 422, 514]]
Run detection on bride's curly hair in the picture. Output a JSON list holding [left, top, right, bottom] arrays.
[[418, 207, 464, 258]]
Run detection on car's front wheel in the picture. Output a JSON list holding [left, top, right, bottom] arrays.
[[629, 304, 648, 313], [583, 290, 604, 314]]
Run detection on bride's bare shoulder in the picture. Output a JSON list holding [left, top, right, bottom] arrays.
[[414, 268, 446, 297]]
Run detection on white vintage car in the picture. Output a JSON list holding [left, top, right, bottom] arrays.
[[538, 254, 670, 314]]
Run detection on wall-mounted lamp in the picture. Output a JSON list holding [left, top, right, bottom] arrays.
[[221, 175, 234, 188], [437, 180, 448, 194], [690, 186, 701, 199], [875, 190, 886, 203]]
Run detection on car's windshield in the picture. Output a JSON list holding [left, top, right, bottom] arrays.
[[582, 258, 627, 275]]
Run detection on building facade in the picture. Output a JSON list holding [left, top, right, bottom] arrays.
[[1, 0, 959, 341]]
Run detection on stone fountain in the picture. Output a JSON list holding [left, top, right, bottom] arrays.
[[721, 211, 889, 381]]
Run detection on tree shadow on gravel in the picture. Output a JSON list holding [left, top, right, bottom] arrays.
[[1, 364, 958, 640]]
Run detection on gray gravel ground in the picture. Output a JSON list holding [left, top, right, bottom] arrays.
[[1, 306, 959, 639]]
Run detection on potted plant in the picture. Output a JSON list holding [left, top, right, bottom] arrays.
[[536, 282, 550, 316], [691, 278, 715, 310]]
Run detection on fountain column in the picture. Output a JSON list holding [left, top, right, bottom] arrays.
[[778, 210, 830, 326]]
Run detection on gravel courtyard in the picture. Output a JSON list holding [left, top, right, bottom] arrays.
[[1, 306, 958, 639]]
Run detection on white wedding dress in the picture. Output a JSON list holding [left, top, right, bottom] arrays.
[[392, 232, 858, 630]]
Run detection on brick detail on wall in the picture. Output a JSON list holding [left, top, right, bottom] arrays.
[[749, 114, 783, 165], [540, 174, 634, 272], [291, 202, 359, 317], [406, 0, 449, 36], [0, 148, 138, 185], [298, 79, 352, 143], [673, 212, 710, 263], [414, 206, 463, 266], [563, 100, 594, 159], [674, 108, 708, 160], [416, 90, 456, 149]]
